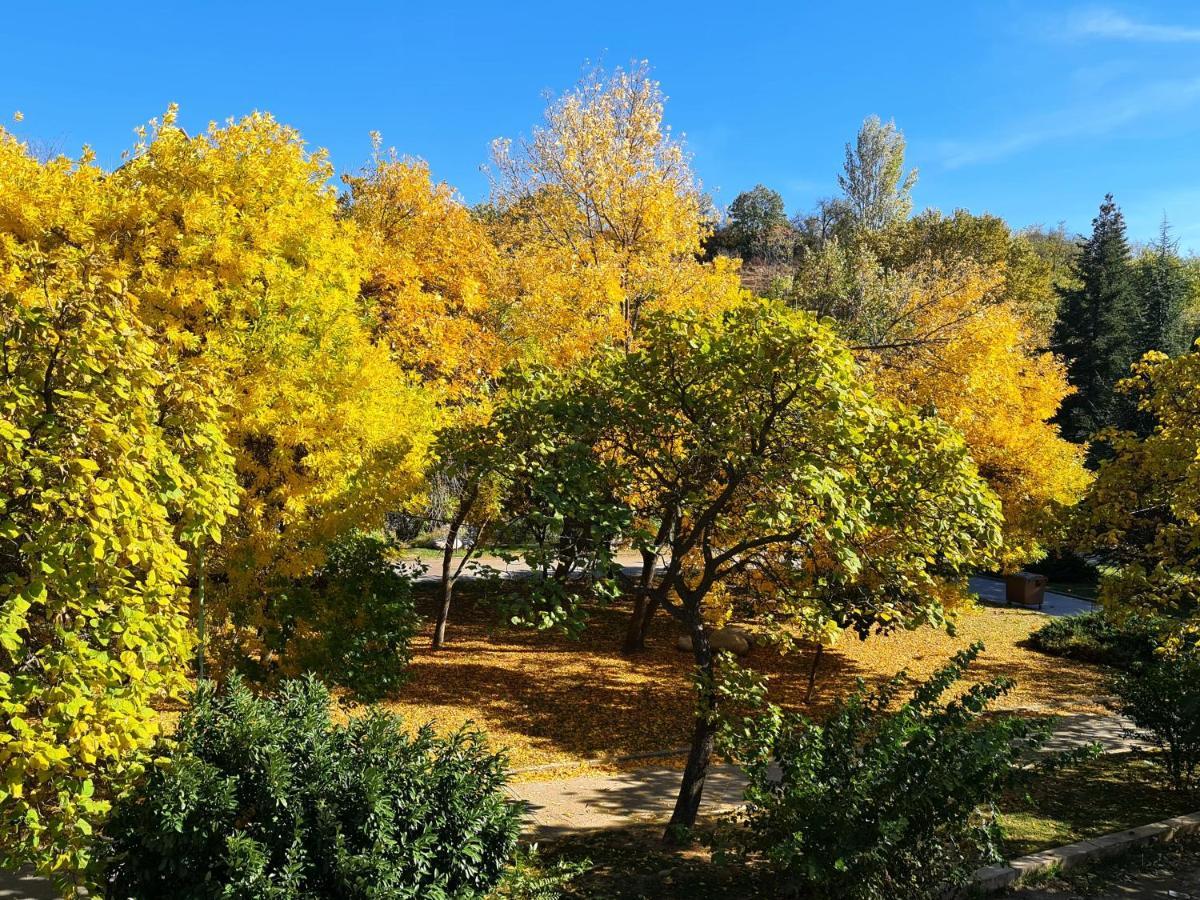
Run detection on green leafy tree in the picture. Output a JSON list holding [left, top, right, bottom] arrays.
[[837, 115, 917, 233], [1053, 194, 1145, 444], [892, 209, 1060, 339], [714, 184, 792, 264], [506, 301, 1001, 839]]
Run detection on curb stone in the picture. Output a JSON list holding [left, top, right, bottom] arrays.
[[957, 810, 1200, 896]]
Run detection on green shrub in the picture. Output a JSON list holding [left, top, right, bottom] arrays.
[[726, 644, 1055, 900], [102, 675, 521, 899], [1027, 611, 1158, 670], [1110, 647, 1200, 792], [1026, 550, 1096, 584], [275, 531, 418, 700], [490, 846, 589, 900]]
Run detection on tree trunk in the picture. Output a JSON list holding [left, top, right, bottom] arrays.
[[665, 626, 716, 843], [432, 484, 478, 650], [805, 643, 824, 702], [622, 548, 659, 653], [622, 515, 673, 653]]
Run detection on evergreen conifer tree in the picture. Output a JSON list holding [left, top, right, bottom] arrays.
[[1053, 194, 1144, 444], [1137, 215, 1191, 358]]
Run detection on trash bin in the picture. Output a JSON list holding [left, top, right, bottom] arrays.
[[1005, 572, 1048, 609]]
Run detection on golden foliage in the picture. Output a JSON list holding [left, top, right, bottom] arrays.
[[488, 63, 744, 361], [110, 110, 435, 622], [0, 127, 237, 881], [861, 261, 1090, 567], [345, 152, 509, 398]]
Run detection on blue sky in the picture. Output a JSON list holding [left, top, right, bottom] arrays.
[[3, 1, 1199, 248]]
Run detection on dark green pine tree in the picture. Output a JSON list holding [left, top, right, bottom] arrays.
[[1137, 215, 1191, 358], [1053, 194, 1144, 445]]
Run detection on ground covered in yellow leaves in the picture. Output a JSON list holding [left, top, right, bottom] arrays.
[[364, 585, 1108, 777]]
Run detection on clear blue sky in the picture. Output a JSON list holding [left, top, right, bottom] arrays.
[[4, 1, 1199, 248]]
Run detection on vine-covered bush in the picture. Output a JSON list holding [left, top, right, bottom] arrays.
[[726, 645, 1055, 899], [102, 675, 521, 899]]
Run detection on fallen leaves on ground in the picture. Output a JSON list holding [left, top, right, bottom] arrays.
[[355, 587, 1109, 777]]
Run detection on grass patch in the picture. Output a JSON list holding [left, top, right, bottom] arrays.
[[999, 753, 1197, 858]]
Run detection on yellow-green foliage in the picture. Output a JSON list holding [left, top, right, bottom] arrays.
[[0, 129, 238, 882], [1076, 348, 1200, 646], [109, 110, 435, 663]]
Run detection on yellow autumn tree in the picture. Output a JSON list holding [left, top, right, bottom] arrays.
[[853, 259, 1090, 566], [0, 128, 237, 886], [109, 111, 435, 662], [488, 62, 743, 362], [343, 149, 510, 400]]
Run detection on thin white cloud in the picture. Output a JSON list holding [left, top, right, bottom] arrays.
[[938, 76, 1200, 168], [1067, 8, 1200, 42]]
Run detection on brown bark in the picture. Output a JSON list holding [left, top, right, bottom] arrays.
[[664, 623, 717, 842], [431, 483, 479, 650], [622, 514, 673, 653], [805, 643, 825, 703], [622, 547, 659, 653]]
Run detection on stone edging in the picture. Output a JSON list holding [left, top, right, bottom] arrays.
[[968, 810, 1200, 895]]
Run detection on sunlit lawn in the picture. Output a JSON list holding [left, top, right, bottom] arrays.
[[363, 583, 1110, 774]]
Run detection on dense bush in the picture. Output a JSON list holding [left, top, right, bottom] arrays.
[[102, 675, 521, 899], [1027, 611, 1158, 670], [1110, 647, 1200, 792], [267, 531, 418, 700], [1025, 550, 1096, 584], [726, 644, 1055, 899]]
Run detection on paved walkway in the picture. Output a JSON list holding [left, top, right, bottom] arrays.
[[510, 762, 750, 841], [969, 575, 1097, 617], [508, 713, 1145, 840], [407, 550, 651, 582]]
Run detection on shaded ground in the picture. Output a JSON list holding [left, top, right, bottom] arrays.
[[1010, 834, 1200, 898], [366, 583, 1110, 772], [998, 754, 1197, 858], [510, 727, 1149, 843]]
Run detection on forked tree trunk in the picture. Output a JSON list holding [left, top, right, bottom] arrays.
[[665, 624, 717, 843], [622, 515, 673, 653], [431, 483, 479, 650], [622, 548, 660, 653]]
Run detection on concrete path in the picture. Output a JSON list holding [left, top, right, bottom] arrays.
[[0, 870, 63, 900], [506, 713, 1147, 841], [969, 575, 1097, 617], [510, 762, 749, 842], [1040, 712, 1146, 755], [407, 550, 651, 583]]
